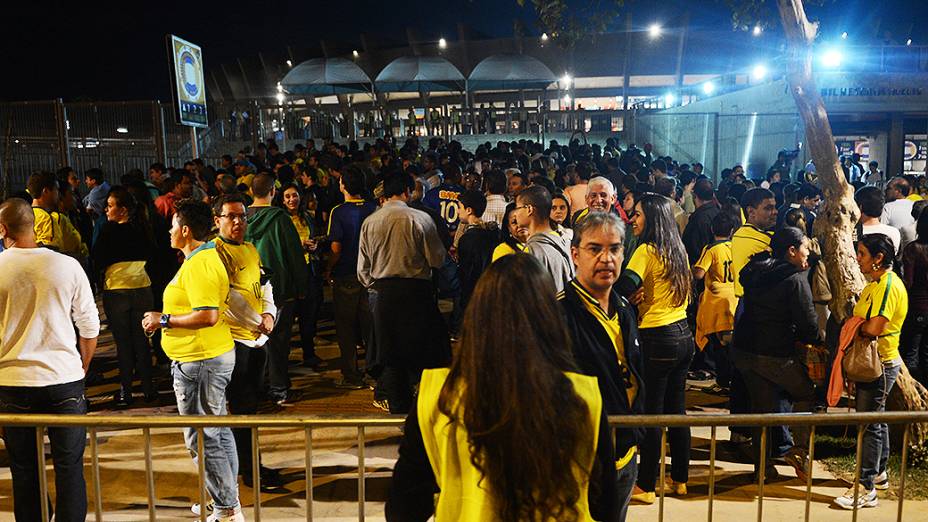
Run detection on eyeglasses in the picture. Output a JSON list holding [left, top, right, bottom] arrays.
[[219, 213, 248, 223], [514, 204, 532, 212], [579, 244, 623, 259]]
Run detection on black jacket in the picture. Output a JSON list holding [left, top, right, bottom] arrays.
[[560, 280, 645, 457], [456, 222, 499, 307], [734, 254, 820, 358], [682, 202, 720, 264]]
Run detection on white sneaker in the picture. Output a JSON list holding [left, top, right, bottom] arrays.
[[191, 500, 214, 516], [834, 487, 878, 509], [207, 505, 245, 522], [874, 471, 890, 490]]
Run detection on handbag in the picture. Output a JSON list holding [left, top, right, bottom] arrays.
[[797, 342, 829, 387], [842, 336, 883, 382]]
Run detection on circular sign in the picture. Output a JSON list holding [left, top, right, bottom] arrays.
[[179, 47, 201, 98]]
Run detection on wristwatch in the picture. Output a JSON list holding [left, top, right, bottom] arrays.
[[160, 314, 171, 329]]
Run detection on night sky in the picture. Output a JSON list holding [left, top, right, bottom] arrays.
[[2, 0, 925, 102]]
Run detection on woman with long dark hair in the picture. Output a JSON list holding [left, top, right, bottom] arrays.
[[387, 254, 616, 521], [91, 186, 156, 406], [491, 202, 530, 262], [616, 193, 693, 503], [273, 183, 326, 370], [834, 233, 908, 509], [733, 226, 819, 482]]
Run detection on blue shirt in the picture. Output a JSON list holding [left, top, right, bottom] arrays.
[[422, 183, 465, 232], [327, 199, 377, 277], [83, 181, 111, 218]]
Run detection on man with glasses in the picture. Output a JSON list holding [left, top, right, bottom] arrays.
[[245, 172, 309, 405], [560, 211, 643, 522], [212, 193, 285, 492]]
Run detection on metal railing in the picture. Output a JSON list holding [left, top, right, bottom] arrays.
[[4, 410, 928, 522]]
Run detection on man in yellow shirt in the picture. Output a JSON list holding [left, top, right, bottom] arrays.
[[28, 171, 64, 251], [142, 199, 243, 521]]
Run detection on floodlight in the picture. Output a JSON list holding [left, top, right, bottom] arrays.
[[751, 64, 768, 81], [664, 93, 675, 106], [352, 50, 359, 58], [702, 82, 715, 95], [286, 59, 293, 67], [841, 31, 848, 40], [276, 93, 285, 104], [821, 49, 843, 68], [563, 95, 571, 104], [541, 33, 549, 41], [116, 127, 128, 134], [649, 24, 662, 39], [439, 38, 447, 49], [752, 25, 762, 36], [561, 74, 572, 87]]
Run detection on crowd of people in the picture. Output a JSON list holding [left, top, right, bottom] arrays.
[[0, 131, 925, 521]]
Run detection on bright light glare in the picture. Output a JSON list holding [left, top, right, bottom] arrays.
[[649, 24, 662, 39], [286, 59, 293, 67], [841, 32, 848, 40], [438, 38, 447, 49], [561, 74, 572, 87], [906, 38, 913, 46], [751, 64, 768, 81], [541, 33, 549, 41], [664, 93, 675, 106], [702, 82, 716, 95], [276, 93, 285, 104], [352, 50, 359, 58], [116, 127, 128, 134], [276, 82, 283, 93], [752, 25, 762, 36], [821, 49, 843, 68], [563, 95, 571, 104]]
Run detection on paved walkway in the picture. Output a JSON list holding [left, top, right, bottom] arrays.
[[0, 301, 923, 521]]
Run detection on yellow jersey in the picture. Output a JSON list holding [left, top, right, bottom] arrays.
[[731, 223, 772, 297], [854, 271, 908, 363], [624, 243, 689, 329], [491, 242, 523, 262], [694, 240, 737, 348], [290, 214, 312, 264], [416, 368, 602, 522], [162, 243, 234, 362], [213, 238, 266, 342], [32, 207, 63, 251]]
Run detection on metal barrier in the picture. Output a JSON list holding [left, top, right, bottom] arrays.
[[4, 410, 927, 521]]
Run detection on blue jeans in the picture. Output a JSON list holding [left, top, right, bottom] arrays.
[[614, 454, 637, 522], [172, 349, 240, 510], [0, 380, 87, 522], [856, 362, 901, 490]]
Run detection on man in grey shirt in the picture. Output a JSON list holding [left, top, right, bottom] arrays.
[[515, 185, 576, 293], [358, 173, 450, 413]]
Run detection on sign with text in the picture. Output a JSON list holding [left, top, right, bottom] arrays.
[[167, 35, 208, 128]]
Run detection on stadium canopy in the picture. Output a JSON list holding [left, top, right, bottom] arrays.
[[374, 56, 466, 92], [280, 57, 372, 95], [467, 54, 557, 91]]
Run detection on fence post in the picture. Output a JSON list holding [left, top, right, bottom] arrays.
[[54, 98, 70, 168], [152, 101, 166, 165]]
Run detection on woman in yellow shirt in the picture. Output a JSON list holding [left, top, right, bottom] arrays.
[[491, 202, 529, 262], [387, 254, 616, 521], [617, 193, 694, 502], [835, 233, 908, 509]]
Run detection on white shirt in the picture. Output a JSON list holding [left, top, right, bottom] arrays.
[[881, 199, 916, 229], [0, 247, 99, 386], [861, 223, 901, 255]]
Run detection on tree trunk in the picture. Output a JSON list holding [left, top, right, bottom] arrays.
[[776, 0, 928, 442]]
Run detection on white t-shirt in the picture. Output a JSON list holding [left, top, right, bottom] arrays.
[[881, 199, 915, 229], [0, 247, 99, 386], [861, 223, 901, 255]]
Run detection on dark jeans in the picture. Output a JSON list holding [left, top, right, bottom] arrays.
[[380, 366, 421, 414], [732, 349, 815, 469], [102, 288, 154, 394], [614, 453, 637, 522], [228, 342, 267, 475], [0, 380, 87, 521], [900, 313, 928, 387], [856, 362, 902, 489], [636, 319, 694, 491], [706, 333, 733, 388], [267, 300, 296, 399], [332, 276, 373, 381], [296, 270, 324, 364]]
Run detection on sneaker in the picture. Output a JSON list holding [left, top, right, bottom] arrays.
[[630, 485, 655, 504], [874, 471, 890, 490], [191, 500, 214, 516], [372, 399, 390, 413], [661, 478, 687, 495], [730, 432, 752, 444], [113, 389, 133, 407], [783, 449, 810, 482], [834, 487, 878, 509], [207, 505, 245, 522]]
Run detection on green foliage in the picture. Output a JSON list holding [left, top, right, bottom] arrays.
[[516, 0, 626, 48]]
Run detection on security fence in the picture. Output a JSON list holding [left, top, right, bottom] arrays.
[[4, 410, 927, 522]]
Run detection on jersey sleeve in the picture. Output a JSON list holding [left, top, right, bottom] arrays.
[[871, 275, 902, 320], [33, 210, 54, 247], [624, 244, 651, 284], [186, 255, 229, 311], [327, 206, 344, 243], [694, 245, 712, 272]]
